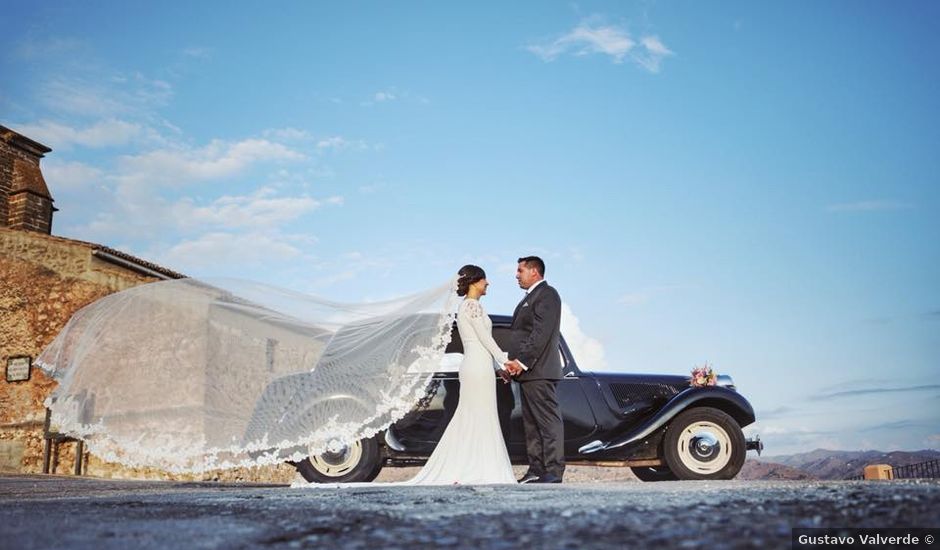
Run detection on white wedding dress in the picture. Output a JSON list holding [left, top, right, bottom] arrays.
[[402, 298, 516, 485], [293, 297, 516, 488]]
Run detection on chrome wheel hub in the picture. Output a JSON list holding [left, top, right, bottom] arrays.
[[309, 440, 363, 477], [676, 421, 731, 474]]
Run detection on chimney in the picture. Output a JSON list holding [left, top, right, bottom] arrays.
[[0, 125, 56, 234]]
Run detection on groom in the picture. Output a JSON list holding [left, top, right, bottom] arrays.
[[505, 256, 565, 484]]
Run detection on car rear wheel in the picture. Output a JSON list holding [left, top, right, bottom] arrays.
[[294, 436, 383, 483], [631, 466, 679, 482], [663, 407, 746, 480]]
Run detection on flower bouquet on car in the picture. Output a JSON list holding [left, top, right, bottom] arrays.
[[690, 363, 718, 387]]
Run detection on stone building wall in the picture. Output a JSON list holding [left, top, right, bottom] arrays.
[[0, 135, 14, 224], [1, 125, 55, 234], [0, 228, 295, 483], [0, 228, 153, 476]]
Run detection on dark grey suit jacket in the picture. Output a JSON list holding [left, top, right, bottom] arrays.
[[509, 281, 563, 381]]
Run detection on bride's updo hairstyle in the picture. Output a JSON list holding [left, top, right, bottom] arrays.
[[456, 264, 486, 297]]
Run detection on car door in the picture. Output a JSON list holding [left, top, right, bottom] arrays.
[[386, 340, 463, 454], [490, 328, 597, 459], [388, 321, 598, 459]]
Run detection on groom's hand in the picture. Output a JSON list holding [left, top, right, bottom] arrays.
[[504, 360, 522, 376], [498, 369, 513, 384]]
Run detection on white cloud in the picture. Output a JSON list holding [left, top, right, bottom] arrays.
[[361, 87, 427, 107], [826, 200, 913, 212], [39, 72, 173, 118], [84, 185, 337, 239], [305, 250, 402, 289], [38, 79, 126, 118], [263, 127, 312, 141], [633, 35, 675, 73], [528, 22, 634, 63], [317, 136, 349, 149], [181, 47, 212, 60], [115, 138, 306, 187], [560, 303, 608, 371], [159, 232, 308, 269], [15, 37, 88, 60], [42, 160, 103, 190], [527, 19, 674, 73], [316, 136, 367, 151], [11, 119, 150, 150], [173, 188, 335, 229]]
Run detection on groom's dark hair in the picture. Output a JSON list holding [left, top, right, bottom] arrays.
[[517, 256, 545, 277]]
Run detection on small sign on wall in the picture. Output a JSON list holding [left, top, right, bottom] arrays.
[[5, 356, 31, 382]]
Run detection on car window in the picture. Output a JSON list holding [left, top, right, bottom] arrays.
[[410, 325, 569, 374], [419, 327, 512, 374]]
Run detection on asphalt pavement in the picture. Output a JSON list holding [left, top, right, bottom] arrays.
[[1, 475, 938, 549]]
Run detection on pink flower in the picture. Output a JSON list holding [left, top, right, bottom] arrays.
[[690, 363, 718, 387]]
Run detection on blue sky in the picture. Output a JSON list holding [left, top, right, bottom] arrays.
[[2, 1, 938, 456]]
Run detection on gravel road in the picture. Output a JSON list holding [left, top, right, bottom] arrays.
[[1, 475, 938, 549]]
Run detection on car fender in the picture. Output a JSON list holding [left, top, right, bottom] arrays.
[[579, 386, 756, 454]]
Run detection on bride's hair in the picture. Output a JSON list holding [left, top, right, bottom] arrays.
[[456, 264, 486, 297]]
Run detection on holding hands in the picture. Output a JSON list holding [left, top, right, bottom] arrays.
[[498, 360, 523, 383], [503, 360, 524, 376]]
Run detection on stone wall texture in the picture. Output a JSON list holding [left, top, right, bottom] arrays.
[[0, 137, 14, 224], [1, 127, 54, 234], [0, 228, 294, 483]]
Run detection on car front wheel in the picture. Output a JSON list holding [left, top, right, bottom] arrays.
[[294, 436, 383, 483], [663, 407, 746, 480]]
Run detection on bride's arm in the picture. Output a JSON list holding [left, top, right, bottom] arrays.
[[463, 300, 509, 369]]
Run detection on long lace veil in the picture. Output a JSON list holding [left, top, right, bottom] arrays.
[[36, 277, 458, 473]]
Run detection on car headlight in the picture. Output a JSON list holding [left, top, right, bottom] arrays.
[[717, 374, 736, 391]]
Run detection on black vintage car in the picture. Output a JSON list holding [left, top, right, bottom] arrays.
[[292, 315, 763, 483]]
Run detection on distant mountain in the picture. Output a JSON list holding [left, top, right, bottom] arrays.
[[738, 459, 817, 480], [755, 449, 940, 480]]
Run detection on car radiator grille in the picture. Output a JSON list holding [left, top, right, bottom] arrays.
[[608, 382, 684, 409]]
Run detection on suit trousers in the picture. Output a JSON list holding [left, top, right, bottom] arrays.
[[519, 379, 565, 478]]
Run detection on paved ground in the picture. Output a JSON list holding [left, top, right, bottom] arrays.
[[1, 475, 938, 549]]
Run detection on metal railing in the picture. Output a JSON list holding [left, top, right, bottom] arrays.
[[893, 459, 940, 479], [845, 458, 940, 480]]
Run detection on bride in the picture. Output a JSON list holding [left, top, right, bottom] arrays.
[[401, 264, 517, 485], [298, 265, 517, 487]]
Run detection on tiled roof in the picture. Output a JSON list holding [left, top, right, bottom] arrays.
[[92, 244, 187, 280]]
